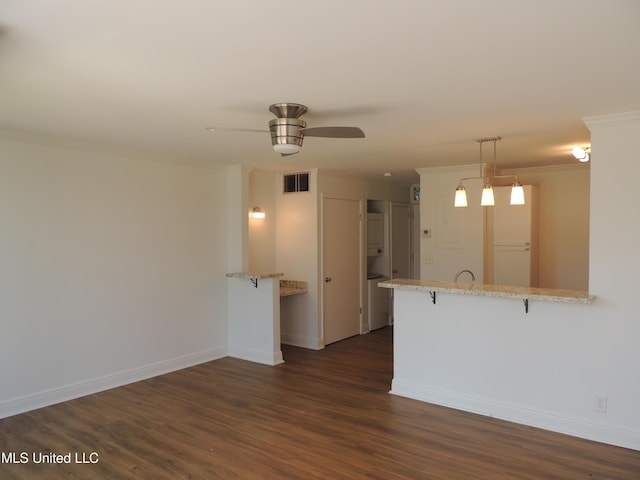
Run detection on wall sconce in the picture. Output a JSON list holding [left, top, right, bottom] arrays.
[[572, 146, 590, 162], [251, 207, 266, 219], [454, 137, 525, 207]]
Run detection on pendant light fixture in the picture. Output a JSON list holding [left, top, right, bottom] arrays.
[[481, 183, 495, 206], [510, 180, 525, 205], [454, 136, 525, 207], [454, 184, 468, 207]]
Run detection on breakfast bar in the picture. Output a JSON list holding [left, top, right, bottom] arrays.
[[379, 278, 606, 447], [379, 279, 594, 313]]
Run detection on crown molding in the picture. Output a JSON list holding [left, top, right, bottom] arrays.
[[583, 110, 640, 128]]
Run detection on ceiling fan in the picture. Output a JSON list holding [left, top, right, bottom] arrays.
[[207, 103, 365, 156]]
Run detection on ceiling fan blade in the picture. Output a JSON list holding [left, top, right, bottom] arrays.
[[301, 126, 365, 138], [304, 105, 388, 120], [280, 151, 299, 157], [205, 127, 269, 134]]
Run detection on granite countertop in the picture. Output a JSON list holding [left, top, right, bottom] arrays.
[[226, 273, 307, 297], [279, 280, 308, 297], [225, 272, 284, 279], [379, 278, 595, 304]]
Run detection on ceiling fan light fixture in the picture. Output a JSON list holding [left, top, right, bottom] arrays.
[[273, 143, 301, 155]]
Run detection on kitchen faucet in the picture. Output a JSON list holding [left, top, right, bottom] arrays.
[[454, 269, 476, 282]]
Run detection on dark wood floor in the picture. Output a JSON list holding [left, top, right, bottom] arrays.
[[1, 327, 639, 479]]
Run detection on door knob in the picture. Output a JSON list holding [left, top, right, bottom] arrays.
[[325, 277, 332, 283]]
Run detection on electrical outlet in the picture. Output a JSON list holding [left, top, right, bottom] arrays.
[[422, 229, 432, 238], [593, 395, 607, 413], [423, 254, 433, 264]]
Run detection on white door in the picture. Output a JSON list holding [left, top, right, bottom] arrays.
[[391, 203, 411, 279], [493, 186, 533, 246], [493, 245, 532, 286], [323, 197, 362, 345]]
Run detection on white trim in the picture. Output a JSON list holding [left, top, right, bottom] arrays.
[[584, 110, 640, 127], [391, 379, 640, 451], [280, 333, 323, 350], [0, 347, 227, 420], [228, 346, 284, 366]]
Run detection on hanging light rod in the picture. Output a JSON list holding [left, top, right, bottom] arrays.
[[454, 136, 525, 207], [476, 135, 502, 143]]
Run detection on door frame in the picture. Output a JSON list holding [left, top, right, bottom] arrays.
[[390, 201, 411, 279], [320, 194, 365, 345]]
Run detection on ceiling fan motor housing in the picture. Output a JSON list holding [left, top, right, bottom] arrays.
[[269, 103, 307, 119], [269, 117, 306, 148]]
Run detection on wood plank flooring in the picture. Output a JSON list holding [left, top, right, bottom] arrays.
[[1, 327, 639, 479]]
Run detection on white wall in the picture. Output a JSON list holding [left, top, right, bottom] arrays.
[[0, 134, 229, 418], [226, 165, 249, 273], [391, 111, 640, 451], [248, 170, 277, 273], [417, 165, 485, 282], [276, 169, 320, 348]]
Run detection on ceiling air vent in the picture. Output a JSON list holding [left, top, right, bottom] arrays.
[[283, 172, 310, 193]]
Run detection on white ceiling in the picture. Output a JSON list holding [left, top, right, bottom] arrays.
[[2, 1, 640, 183]]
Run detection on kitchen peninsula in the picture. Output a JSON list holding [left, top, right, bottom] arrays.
[[226, 272, 307, 366], [378, 279, 614, 448], [226, 272, 284, 366]]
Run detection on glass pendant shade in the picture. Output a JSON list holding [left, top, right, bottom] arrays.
[[481, 183, 495, 206], [510, 182, 525, 205], [454, 185, 468, 207]]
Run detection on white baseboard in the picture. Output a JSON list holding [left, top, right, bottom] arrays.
[[391, 379, 640, 452], [280, 333, 324, 350], [0, 346, 227, 420], [228, 346, 284, 366]]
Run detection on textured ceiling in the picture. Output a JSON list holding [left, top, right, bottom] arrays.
[[2, 1, 640, 183]]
